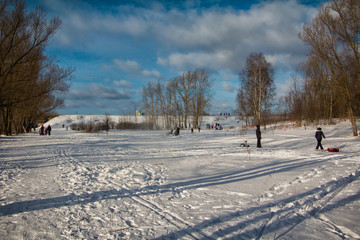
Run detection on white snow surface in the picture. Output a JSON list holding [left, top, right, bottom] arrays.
[[1, 115, 360, 239]]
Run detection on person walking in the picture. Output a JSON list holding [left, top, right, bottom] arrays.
[[40, 124, 45, 135], [315, 127, 326, 151], [256, 125, 262, 148]]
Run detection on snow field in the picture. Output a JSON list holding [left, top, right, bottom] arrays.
[[0, 116, 359, 239]]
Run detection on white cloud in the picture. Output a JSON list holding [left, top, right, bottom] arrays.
[[276, 82, 292, 97], [68, 83, 130, 100], [113, 59, 162, 79], [152, 0, 317, 72], [158, 50, 235, 71], [48, 0, 317, 73], [141, 69, 162, 79], [222, 81, 236, 92], [113, 80, 132, 88], [114, 59, 141, 73]]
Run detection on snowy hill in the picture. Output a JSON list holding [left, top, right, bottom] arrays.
[[45, 114, 244, 130], [0, 117, 359, 239]]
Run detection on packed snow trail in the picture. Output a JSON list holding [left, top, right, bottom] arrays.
[[0, 118, 359, 239]]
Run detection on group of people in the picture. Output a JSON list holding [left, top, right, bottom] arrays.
[[212, 123, 223, 130], [169, 122, 326, 151], [39, 124, 52, 135], [168, 127, 181, 136], [219, 113, 231, 117], [191, 127, 201, 133]]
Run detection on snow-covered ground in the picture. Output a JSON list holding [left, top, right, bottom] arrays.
[[1, 116, 359, 239]]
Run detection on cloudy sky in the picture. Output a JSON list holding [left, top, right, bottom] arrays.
[[28, 0, 328, 115]]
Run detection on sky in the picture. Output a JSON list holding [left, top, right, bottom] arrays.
[[27, 0, 329, 115]]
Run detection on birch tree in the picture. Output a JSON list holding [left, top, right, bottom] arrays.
[[238, 53, 275, 125]]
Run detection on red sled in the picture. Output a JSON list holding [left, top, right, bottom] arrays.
[[327, 148, 339, 152]]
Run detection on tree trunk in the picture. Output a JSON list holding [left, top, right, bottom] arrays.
[[348, 104, 358, 136]]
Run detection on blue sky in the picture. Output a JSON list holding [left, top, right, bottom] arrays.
[[28, 0, 328, 115]]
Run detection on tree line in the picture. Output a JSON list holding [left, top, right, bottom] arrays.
[[142, 69, 213, 130], [235, 0, 359, 136], [287, 0, 359, 136], [0, 0, 72, 135]]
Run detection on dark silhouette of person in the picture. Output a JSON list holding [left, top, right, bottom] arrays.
[[256, 125, 262, 148], [315, 127, 326, 151]]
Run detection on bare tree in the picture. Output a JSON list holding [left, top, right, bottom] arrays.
[[235, 88, 251, 126], [238, 52, 276, 125], [142, 82, 157, 129], [191, 69, 212, 128], [286, 75, 305, 125], [173, 72, 193, 129], [141, 69, 213, 129], [0, 0, 72, 135], [299, 0, 359, 136]]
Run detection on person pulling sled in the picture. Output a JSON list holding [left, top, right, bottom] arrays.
[[315, 127, 326, 151]]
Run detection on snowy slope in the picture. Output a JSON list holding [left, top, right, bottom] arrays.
[[45, 114, 242, 129], [0, 117, 359, 239]]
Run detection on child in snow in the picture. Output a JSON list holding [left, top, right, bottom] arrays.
[[315, 127, 326, 151]]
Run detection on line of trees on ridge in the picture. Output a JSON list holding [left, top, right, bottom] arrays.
[[287, 0, 359, 136], [142, 69, 213, 130]]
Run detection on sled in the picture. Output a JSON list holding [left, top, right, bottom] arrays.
[[327, 147, 339, 152]]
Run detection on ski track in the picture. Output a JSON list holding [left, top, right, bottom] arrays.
[[0, 119, 360, 239], [52, 143, 211, 239]]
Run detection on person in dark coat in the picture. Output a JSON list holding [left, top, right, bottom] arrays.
[[315, 127, 326, 151], [256, 125, 262, 148], [174, 127, 180, 136]]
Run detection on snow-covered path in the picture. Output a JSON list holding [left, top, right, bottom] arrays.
[[1, 120, 359, 239]]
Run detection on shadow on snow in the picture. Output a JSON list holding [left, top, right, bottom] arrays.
[[0, 158, 359, 239]]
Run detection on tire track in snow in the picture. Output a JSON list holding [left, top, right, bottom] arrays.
[[104, 168, 212, 239], [255, 170, 360, 239], [126, 191, 211, 239], [53, 146, 210, 239]]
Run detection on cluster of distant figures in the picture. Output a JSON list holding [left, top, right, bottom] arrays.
[[167, 127, 181, 136], [168, 123, 224, 136], [205, 123, 223, 130], [39, 124, 51, 135], [219, 113, 231, 117]]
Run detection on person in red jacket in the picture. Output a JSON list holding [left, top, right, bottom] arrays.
[[39, 125, 45, 135]]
